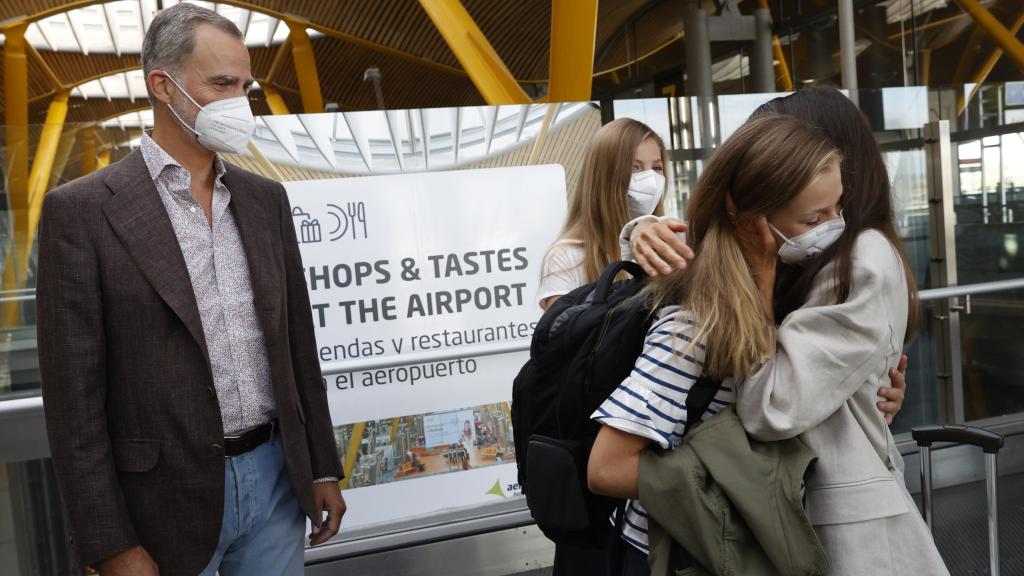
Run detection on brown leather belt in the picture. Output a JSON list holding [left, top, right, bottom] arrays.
[[223, 422, 274, 457]]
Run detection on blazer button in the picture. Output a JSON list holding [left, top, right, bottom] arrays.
[[210, 443, 224, 456]]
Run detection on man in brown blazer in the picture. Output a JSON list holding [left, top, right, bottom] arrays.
[[37, 4, 345, 575]]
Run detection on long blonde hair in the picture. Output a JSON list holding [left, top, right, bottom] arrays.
[[548, 118, 667, 284], [649, 114, 842, 378]]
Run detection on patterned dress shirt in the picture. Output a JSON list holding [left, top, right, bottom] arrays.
[[140, 133, 276, 437]]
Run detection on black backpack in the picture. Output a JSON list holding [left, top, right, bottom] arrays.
[[511, 260, 722, 548]]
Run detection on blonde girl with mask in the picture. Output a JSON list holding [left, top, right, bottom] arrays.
[[537, 118, 691, 311]]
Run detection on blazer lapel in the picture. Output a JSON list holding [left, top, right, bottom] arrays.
[[222, 166, 280, 327], [101, 149, 210, 363]]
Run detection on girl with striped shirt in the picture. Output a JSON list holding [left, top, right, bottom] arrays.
[[588, 113, 868, 574]]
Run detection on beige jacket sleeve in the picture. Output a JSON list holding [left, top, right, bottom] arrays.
[[737, 231, 904, 441]]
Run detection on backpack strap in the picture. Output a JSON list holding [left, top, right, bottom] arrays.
[[593, 260, 645, 303], [608, 500, 628, 575], [683, 376, 723, 436]]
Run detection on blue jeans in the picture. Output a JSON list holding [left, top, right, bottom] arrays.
[[200, 428, 305, 576]]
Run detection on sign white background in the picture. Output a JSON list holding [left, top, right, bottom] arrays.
[[285, 165, 567, 530]]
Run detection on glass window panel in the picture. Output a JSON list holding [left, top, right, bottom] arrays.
[[612, 98, 671, 148], [959, 289, 1024, 421], [882, 86, 929, 131], [1004, 134, 1024, 189], [717, 93, 789, 141], [982, 146, 1001, 200], [884, 146, 938, 434]]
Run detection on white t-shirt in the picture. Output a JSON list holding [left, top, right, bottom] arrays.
[[536, 217, 682, 309], [536, 239, 586, 309]]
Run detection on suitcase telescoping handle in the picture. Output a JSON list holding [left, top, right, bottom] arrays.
[[912, 424, 1005, 576]]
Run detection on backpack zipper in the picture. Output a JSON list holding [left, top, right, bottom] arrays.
[[593, 299, 629, 353]]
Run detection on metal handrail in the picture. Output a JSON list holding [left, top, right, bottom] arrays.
[[0, 295, 36, 303], [917, 277, 1024, 302], [1, 276, 1022, 309]]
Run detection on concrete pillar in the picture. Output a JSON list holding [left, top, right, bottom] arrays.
[[838, 0, 859, 106], [751, 8, 775, 93], [684, 6, 713, 98]]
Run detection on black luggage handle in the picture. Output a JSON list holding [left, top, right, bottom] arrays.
[[593, 261, 646, 303], [914, 423, 1004, 575], [912, 424, 1004, 454]]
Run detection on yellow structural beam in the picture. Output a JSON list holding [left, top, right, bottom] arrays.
[[25, 42, 65, 91], [245, 141, 285, 181], [1, 89, 70, 325], [2, 22, 30, 327], [548, 0, 598, 102], [529, 103, 557, 164], [958, 10, 1024, 115], [340, 422, 366, 489], [286, 20, 324, 114], [96, 148, 112, 169], [756, 0, 793, 91], [28, 91, 69, 224], [418, 0, 531, 105], [81, 125, 99, 175], [261, 83, 291, 115], [48, 128, 80, 191], [954, 0, 1024, 72], [266, 39, 291, 85]]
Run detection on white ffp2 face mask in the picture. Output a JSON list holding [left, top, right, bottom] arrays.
[[162, 72, 256, 155], [769, 214, 846, 265], [627, 170, 666, 218]]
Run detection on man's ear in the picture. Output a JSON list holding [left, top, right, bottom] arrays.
[[147, 71, 174, 105]]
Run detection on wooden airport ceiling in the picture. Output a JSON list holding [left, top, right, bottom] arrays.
[[0, 0, 1021, 125]]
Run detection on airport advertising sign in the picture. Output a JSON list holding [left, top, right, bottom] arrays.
[[285, 165, 566, 531]]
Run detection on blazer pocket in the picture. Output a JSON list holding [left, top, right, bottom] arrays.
[[112, 440, 161, 473]]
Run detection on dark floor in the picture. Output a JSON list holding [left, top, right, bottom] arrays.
[[926, 472, 1024, 575], [510, 472, 1024, 576]]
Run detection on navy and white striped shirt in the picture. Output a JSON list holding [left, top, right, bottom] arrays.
[[591, 305, 735, 554]]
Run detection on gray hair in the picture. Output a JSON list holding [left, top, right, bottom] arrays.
[[141, 3, 243, 95]]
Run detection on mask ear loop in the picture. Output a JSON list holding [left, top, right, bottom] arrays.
[[158, 72, 204, 138], [766, 222, 794, 245]]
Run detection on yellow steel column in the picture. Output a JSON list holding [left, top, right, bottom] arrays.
[[245, 141, 285, 181], [27, 90, 70, 235], [96, 148, 112, 169], [286, 21, 324, 113], [261, 84, 291, 115], [48, 128, 80, 191], [3, 90, 72, 323], [756, 0, 793, 91], [958, 10, 1024, 114], [418, 0, 531, 104], [954, 0, 1024, 72], [2, 22, 30, 326], [529, 104, 557, 164], [548, 0, 598, 102], [81, 125, 98, 175]]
